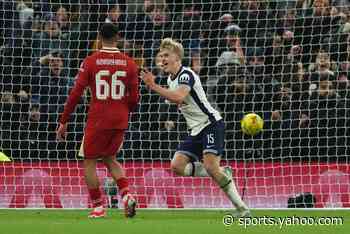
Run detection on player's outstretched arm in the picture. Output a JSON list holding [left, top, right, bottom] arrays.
[[59, 80, 87, 125], [59, 59, 90, 124], [56, 82, 84, 142], [141, 69, 189, 104], [127, 60, 140, 111], [57, 59, 90, 142]]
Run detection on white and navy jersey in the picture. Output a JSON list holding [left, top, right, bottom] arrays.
[[167, 66, 222, 136]]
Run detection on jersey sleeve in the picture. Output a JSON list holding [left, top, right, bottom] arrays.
[[178, 72, 195, 89], [59, 58, 90, 124], [126, 59, 139, 112]]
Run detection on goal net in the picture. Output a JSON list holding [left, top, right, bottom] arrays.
[[1, 0, 350, 209]]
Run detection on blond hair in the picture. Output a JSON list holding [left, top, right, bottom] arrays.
[[159, 38, 184, 60]]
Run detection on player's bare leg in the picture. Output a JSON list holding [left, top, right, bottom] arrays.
[[171, 153, 249, 216], [202, 153, 250, 217], [172, 153, 229, 177], [84, 159, 106, 218], [170, 154, 190, 176], [102, 156, 136, 218], [171, 153, 212, 177]]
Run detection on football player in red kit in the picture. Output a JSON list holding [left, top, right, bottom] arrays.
[[56, 23, 139, 218]]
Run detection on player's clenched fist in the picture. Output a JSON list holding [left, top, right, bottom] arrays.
[[140, 68, 156, 89]]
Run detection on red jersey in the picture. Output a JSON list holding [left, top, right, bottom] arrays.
[[59, 47, 139, 129]]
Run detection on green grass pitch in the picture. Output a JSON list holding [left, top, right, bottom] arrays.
[[0, 209, 348, 234]]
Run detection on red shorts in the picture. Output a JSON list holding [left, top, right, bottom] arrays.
[[79, 128, 125, 159]]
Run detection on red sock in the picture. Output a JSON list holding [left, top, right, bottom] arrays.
[[88, 188, 103, 208], [116, 177, 129, 198]]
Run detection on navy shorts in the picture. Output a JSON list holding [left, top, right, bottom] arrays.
[[176, 120, 225, 161]]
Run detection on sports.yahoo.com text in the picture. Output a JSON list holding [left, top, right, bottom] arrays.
[[222, 214, 344, 229]]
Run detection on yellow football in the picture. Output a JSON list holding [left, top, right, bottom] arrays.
[[241, 113, 264, 136]]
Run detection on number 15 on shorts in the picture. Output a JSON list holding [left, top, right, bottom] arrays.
[[207, 133, 215, 145]]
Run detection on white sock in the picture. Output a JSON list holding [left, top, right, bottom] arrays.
[[219, 176, 248, 210], [93, 205, 104, 212], [184, 162, 209, 177]]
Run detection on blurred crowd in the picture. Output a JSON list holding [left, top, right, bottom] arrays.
[[1, 0, 350, 161]]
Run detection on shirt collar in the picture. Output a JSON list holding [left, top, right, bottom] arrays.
[[100, 47, 120, 53], [170, 66, 183, 80]]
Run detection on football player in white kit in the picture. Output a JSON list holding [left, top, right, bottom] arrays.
[[141, 38, 249, 216]]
